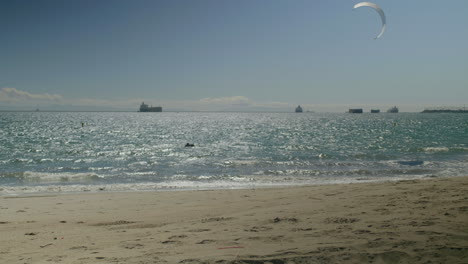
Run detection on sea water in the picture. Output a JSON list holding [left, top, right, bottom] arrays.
[[1, 112, 467, 195]]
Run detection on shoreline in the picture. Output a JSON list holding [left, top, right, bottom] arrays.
[[1, 176, 467, 263], [1, 174, 462, 197]]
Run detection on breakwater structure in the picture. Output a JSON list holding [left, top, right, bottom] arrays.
[[422, 106, 467, 113]]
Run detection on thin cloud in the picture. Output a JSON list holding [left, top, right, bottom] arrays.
[[199, 96, 253, 106], [0, 89, 305, 112], [0, 87, 63, 102], [197, 96, 293, 110]]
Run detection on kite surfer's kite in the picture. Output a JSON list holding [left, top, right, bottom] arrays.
[[353, 2, 386, 39]]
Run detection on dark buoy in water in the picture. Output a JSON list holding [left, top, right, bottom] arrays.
[[81, 122, 84, 127], [185, 143, 194, 147]]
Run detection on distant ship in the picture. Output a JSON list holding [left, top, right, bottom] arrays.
[[387, 106, 399, 113], [371, 109, 380, 113], [139, 102, 162, 112], [295, 105, 303, 113], [349, 108, 363, 113]]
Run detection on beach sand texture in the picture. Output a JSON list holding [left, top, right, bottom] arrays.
[[1, 176, 467, 263]]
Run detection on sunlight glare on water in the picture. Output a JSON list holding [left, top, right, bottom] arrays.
[[0, 112, 467, 194]]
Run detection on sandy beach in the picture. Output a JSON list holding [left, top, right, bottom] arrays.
[[1, 176, 467, 264]]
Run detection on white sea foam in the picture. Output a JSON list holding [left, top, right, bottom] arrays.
[[1, 174, 437, 196], [22, 171, 103, 182], [423, 147, 450, 152], [128, 161, 149, 167], [15, 158, 33, 163], [220, 160, 259, 167], [88, 166, 114, 171]]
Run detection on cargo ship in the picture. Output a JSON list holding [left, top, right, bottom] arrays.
[[139, 102, 162, 112], [387, 106, 399, 113], [348, 108, 363, 113]]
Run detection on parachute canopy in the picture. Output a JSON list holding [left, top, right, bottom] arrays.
[[353, 2, 386, 39]]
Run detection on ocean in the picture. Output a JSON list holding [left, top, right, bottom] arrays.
[[1, 112, 467, 195]]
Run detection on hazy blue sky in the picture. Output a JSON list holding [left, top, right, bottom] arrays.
[[1, 0, 467, 112]]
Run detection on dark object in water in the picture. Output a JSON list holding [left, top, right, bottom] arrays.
[[387, 106, 399, 113], [349, 108, 363, 113], [139, 102, 162, 112], [185, 143, 195, 147], [398, 160, 424, 166]]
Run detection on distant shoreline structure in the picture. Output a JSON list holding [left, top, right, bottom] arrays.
[[422, 106, 467, 113]]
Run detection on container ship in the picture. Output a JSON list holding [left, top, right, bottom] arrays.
[[348, 108, 363, 113]]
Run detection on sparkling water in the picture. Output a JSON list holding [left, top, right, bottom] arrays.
[[1, 112, 467, 195]]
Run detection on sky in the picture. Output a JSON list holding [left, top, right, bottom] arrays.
[[1, 0, 467, 112]]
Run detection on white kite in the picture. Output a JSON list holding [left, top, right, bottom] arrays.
[[353, 2, 386, 39]]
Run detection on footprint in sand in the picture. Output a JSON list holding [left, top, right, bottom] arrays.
[[188, 228, 211, 232], [245, 226, 273, 232], [161, 240, 178, 244], [291, 227, 314, 232], [69, 246, 88, 250], [324, 217, 359, 224], [123, 243, 144, 249], [91, 220, 136, 226], [168, 235, 188, 239], [271, 217, 298, 223], [196, 240, 216, 244], [201, 217, 234, 223]]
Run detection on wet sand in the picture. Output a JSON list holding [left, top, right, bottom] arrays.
[[1, 176, 467, 263]]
